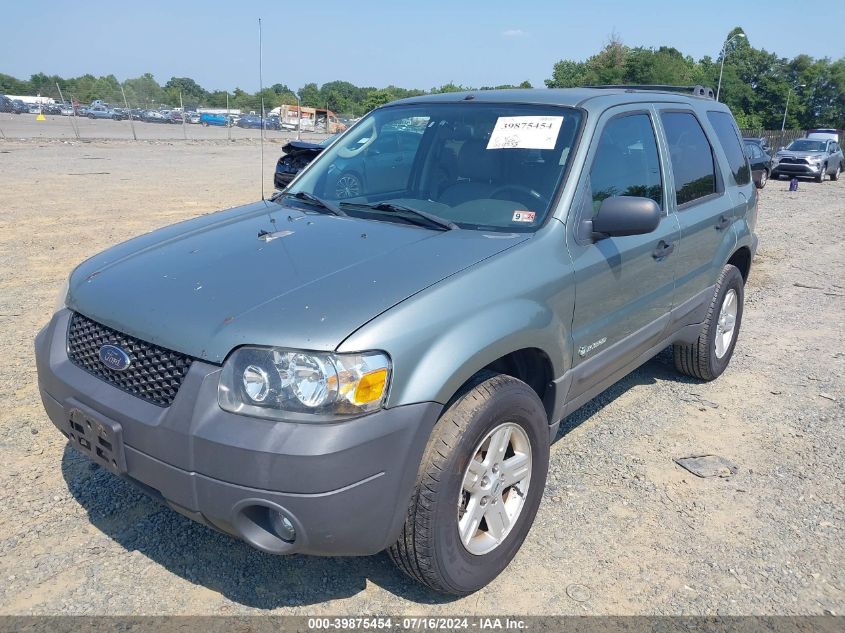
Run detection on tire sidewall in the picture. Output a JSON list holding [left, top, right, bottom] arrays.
[[430, 379, 549, 594], [704, 266, 744, 378]]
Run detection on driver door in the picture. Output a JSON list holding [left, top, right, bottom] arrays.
[[565, 107, 679, 396]]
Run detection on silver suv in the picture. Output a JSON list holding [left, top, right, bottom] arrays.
[[772, 137, 843, 182], [36, 85, 757, 594]]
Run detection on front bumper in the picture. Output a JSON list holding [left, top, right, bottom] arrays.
[[35, 310, 441, 556], [772, 161, 824, 176]]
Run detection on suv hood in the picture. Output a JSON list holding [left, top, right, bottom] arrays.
[[777, 150, 825, 159], [68, 201, 528, 363]]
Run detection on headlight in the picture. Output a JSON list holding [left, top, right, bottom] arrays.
[[54, 277, 70, 312], [219, 347, 391, 421]]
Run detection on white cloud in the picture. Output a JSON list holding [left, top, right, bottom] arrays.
[[502, 29, 526, 38]]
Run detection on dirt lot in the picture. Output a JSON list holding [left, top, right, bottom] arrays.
[[0, 139, 842, 616]]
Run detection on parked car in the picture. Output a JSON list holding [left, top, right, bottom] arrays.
[[237, 114, 276, 129], [28, 103, 42, 114], [199, 112, 231, 127], [0, 95, 13, 113], [743, 136, 771, 153], [186, 112, 201, 124], [274, 134, 339, 189], [743, 139, 772, 188], [806, 128, 840, 143], [771, 137, 843, 182], [141, 110, 168, 123], [36, 85, 757, 595], [327, 127, 424, 198], [11, 99, 28, 114], [87, 105, 126, 120]]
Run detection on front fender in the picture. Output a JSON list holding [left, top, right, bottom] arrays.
[[393, 298, 566, 407], [338, 227, 575, 411]]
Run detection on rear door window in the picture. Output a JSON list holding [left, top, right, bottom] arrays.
[[660, 111, 717, 207]]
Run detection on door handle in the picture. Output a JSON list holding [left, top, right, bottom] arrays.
[[715, 215, 732, 231], [652, 240, 675, 260]]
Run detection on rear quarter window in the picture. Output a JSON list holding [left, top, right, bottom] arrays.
[[707, 111, 750, 186], [660, 111, 717, 206]]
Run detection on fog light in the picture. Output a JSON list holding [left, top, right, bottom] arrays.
[[269, 511, 296, 543]]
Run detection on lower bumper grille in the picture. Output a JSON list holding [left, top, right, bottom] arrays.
[[67, 312, 193, 407]]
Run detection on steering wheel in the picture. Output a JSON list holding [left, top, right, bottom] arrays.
[[337, 119, 377, 159], [489, 184, 549, 209]]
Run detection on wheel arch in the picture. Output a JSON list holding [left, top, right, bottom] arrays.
[[727, 246, 752, 282]]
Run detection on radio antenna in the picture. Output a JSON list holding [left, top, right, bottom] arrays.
[[258, 17, 266, 202]]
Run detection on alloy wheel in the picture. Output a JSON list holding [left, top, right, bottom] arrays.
[[458, 422, 532, 555], [714, 289, 738, 358]]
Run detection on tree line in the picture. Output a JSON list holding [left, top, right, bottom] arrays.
[[0, 71, 531, 117], [545, 28, 844, 130], [1, 27, 842, 128]]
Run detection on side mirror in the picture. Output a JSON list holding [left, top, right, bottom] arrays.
[[590, 196, 661, 240]]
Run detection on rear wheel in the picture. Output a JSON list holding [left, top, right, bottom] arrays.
[[388, 372, 549, 595], [673, 264, 744, 381]]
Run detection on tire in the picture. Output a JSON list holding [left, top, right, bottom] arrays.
[[831, 164, 841, 181], [815, 166, 825, 183], [673, 264, 744, 381], [334, 172, 362, 199], [756, 169, 768, 189], [388, 372, 550, 595]]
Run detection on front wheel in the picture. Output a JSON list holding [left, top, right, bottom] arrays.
[[830, 164, 841, 181], [334, 172, 362, 199], [756, 169, 768, 189], [815, 166, 825, 183], [388, 372, 549, 595], [673, 264, 744, 381]]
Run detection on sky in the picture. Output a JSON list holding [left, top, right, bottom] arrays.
[[2, 0, 844, 93]]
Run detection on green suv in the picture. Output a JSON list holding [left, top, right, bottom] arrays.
[[35, 85, 757, 595]]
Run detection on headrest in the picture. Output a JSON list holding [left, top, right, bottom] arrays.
[[457, 139, 502, 181]]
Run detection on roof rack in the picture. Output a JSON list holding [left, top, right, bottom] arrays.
[[584, 85, 716, 100]]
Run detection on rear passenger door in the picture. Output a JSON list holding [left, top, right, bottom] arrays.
[[567, 107, 679, 386], [655, 108, 739, 311]]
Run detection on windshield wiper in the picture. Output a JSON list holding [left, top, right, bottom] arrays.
[[282, 191, 347, 216], [339, 201, 459, 231]]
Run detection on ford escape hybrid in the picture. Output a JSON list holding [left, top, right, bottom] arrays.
[[36, 85, 757, 595]]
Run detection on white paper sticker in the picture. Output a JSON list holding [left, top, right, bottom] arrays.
[[486, 116, 564, 150]]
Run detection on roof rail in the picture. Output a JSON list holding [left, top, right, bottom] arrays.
[[584, 84, 716, 100]]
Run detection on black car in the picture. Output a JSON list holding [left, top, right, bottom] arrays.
[[10, 99, 28, 114], [743, 136, 771, 154], [0, 95, 12, 113], [743, 139, 772, 189], [273, 134, 338, 189]]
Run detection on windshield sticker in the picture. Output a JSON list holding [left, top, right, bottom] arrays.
[[512, 211, 536, 223], [487, 116, 564, 150]]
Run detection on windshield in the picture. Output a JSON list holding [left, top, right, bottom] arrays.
[[284, 102, 582, 231], [787, 139, 826, 152]]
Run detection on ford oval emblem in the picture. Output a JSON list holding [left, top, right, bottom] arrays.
[[99, 344, 132, 371]]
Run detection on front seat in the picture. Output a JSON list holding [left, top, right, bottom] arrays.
[[438, 139, 503, 206]]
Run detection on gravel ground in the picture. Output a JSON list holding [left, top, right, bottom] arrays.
[[0, 138, 842, 616]]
